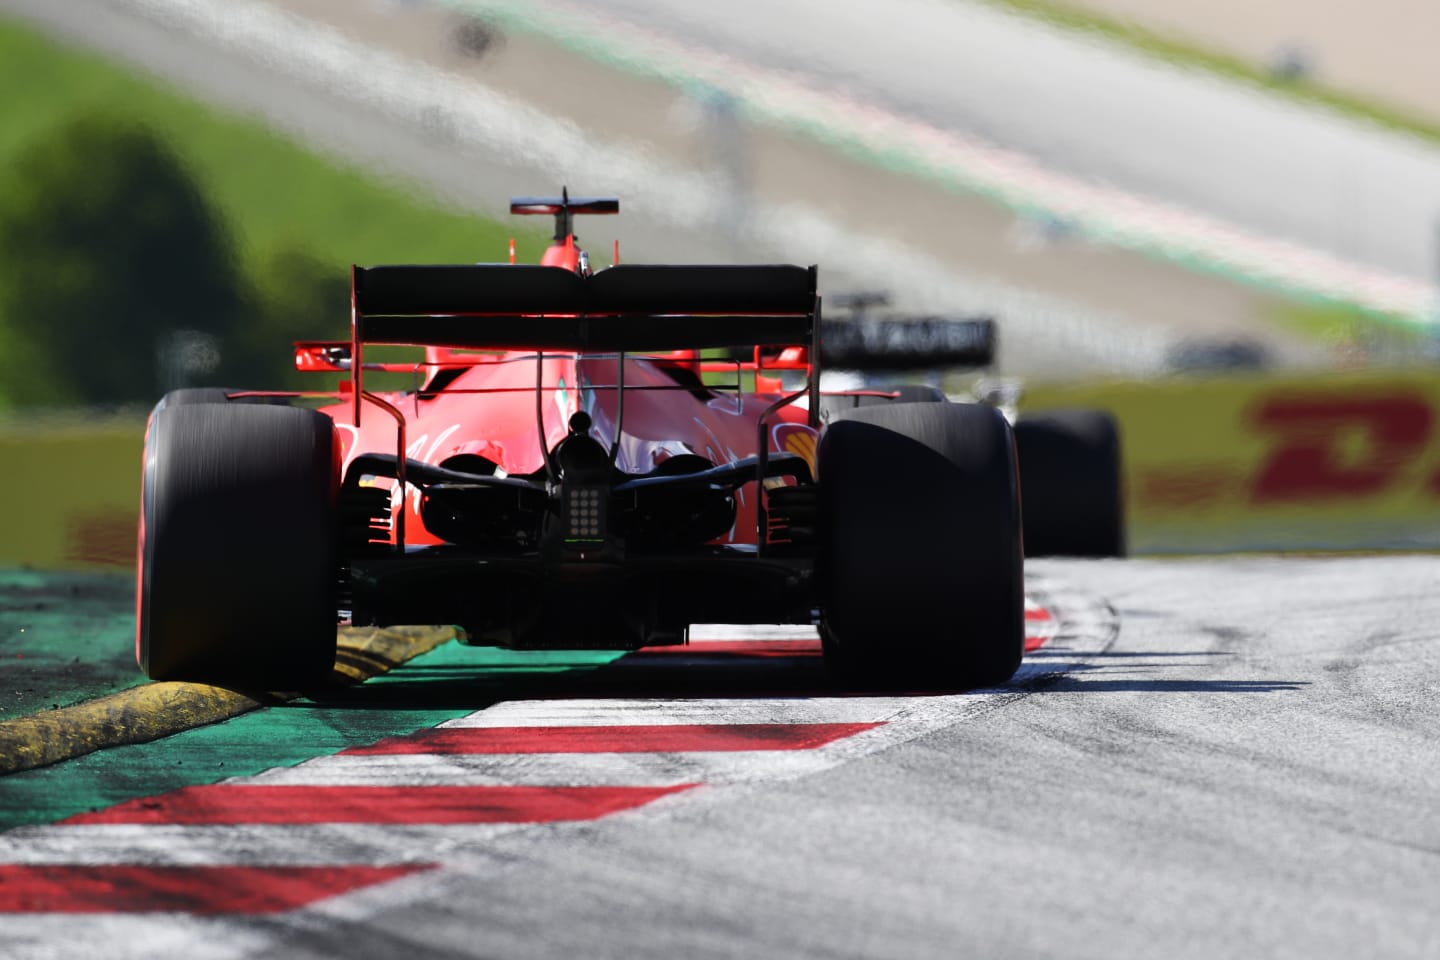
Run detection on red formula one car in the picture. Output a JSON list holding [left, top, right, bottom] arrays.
[[135, 194, 1121, 692]]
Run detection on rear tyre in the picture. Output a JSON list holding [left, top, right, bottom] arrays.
[[818, 402, 1024, 690], [1014, 409, 1125, 557], [137, 399, 339, 688]]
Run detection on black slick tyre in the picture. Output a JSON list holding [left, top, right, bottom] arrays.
[[1014, 409, 1125, 557], [136, 399, 339, 688], [818, 402, 1024, 690]]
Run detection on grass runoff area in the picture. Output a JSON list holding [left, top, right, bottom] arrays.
[[0, 14, 543, 328], [979, 0, 1440, 147]]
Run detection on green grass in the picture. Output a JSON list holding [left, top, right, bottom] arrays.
[[1268, 298, 1431, 363], [0, 16, 546, 284], [977, 0, 1440, 147]]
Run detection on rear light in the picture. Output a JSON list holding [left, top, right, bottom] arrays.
[[565, 487, 606, 542]]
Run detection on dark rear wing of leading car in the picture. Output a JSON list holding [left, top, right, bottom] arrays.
[[819, 316, 996, 371], [351, 263, 818, 352], [343, 262, 821, 431]]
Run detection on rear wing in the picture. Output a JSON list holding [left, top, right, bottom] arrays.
[[352, 263, 818, 352], [820, 317, 996, 370]]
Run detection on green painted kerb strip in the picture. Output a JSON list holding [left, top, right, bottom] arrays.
[[0, 625, 456, 776], [0, 641, 628, 830], [0, 569, 143, 722]]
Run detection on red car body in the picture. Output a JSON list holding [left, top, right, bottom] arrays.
[[320, 351, 816, 553], [292, 195, 828, 647]]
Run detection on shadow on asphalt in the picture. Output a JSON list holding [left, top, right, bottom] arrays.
[[294, 642, 1308, 711], [1019, 657, 1308, 694], [299, 648, 840, 710], [1042, 678, 1308, 692]]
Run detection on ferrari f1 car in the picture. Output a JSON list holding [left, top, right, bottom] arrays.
[[136, 193, 1122, 691]]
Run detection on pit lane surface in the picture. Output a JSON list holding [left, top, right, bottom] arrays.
[[2, 556, 1438, 959]]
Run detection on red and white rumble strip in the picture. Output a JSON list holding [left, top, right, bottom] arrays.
[[0, 577, 1111, 958]]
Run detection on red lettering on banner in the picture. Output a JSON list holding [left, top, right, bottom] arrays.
[[1249, 393, 1432, 503], [63, 512, 135, 567], [1137, 464, 1240, 509]]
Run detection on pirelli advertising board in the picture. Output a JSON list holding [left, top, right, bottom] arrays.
[[1022, 369, 1440, 553]]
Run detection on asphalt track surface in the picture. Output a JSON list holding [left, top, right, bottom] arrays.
[[511, 0, 1440, 285], [2, 556, 1438, 959]]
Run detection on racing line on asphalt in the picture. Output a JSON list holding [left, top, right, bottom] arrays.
[[0, 576, 1114, 947]]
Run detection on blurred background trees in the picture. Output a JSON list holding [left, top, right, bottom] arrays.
[[0, 114, 344, 409]]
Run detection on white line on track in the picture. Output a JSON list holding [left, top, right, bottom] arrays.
[[0, 822, 529, 867], [2, 916, 271, 960], [241, 749, 845, 788]]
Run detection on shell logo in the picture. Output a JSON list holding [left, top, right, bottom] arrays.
[[772, 423, 819, 475]]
